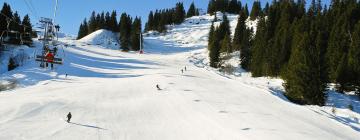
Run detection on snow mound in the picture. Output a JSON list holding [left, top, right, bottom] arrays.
[[0, 45, 35, 74], [79, 29, 119, 49]]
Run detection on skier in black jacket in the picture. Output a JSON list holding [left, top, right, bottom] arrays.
[[67, 112, 72, 123]]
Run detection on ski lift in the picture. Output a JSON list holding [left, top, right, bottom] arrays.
[[0, 18, 27, 45], [35, 17, 63, 68], [36, 0, 64, 69], [35, 45, 63, 68]]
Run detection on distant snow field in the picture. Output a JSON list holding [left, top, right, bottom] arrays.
[[0, 13, 359, 140]]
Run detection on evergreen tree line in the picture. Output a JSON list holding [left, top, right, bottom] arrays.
[[207, 0, 266, 21], [77, 11, 142, 51], [207, 0, 244, 15], [0, 2, 33, 46], [77, 11, 118, 39], [145, 2, 199, 32], [208, 0, 360, 105]]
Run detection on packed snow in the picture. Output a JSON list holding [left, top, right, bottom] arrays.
[[0, 13, 359, 140]]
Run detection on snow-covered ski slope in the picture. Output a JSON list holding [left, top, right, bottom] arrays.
[[0, 13, 359, 140]]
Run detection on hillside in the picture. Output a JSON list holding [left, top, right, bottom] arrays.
[[0, 12, 359, 140]]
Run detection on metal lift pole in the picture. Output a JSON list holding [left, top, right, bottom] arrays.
[[53, 0, 59, 23]]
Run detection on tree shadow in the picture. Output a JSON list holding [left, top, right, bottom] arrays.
[[1, 44, 159, 87], [318, 110, 360, 132], [268, 87, 291, 103], [327, 90, 360, 113], [70, 122, 108, 130]]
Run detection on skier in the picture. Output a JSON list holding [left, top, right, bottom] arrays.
[[156, 84, 161, 90], [184, 66, 187, 71], [67, 112, 72, 123], [181, 69, 184, 74]]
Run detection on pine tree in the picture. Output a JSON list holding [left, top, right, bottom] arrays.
[[105, 12, 111, 30], [208, 21, 215, 50], [173, 2, 186, 24], [220, 33, 231, 53], [158, 12, 167, 33], [187, 2, 196, 18], [77, 19, 88, 40], [100, 12, 106, 29], [77, 23, 84, 40], [335, 55, 350, 92], [243, 4, 249, 17], [326, 16, 350, 90], [110, 11, 118, 32], [314, 14, 330, 86], [95, 13, 101, 30], [233, 10, 246, 51], [284, 32, 326, 105], [270, 2, 293, 75], [21, 14, 33, 45], [153, 10, 160, 29], [195, 8, 200, 16], [83, 19, 89, 36], [348, 21, 360, 95], [207, 0, 216, 15], [145, 11, 154, 31], [218, 13, 230, 38], [263, 2, 270, 15], [0, 3, 13, 32], [239, 28, 252, 70], [209, 27, 221, 68], [10, 11, 21, 44], [88, 11, 97, 33], [119, 13, 132, 51], [11, 11, 21, 31], [250, 1, 261, 20], [215, 0, 227, 13], [233, 10, 252, 70], [209, 12, 232, 68], [228, 0, 241, 14], [250, 16, 268, 77], [130, 17, 142, 51]]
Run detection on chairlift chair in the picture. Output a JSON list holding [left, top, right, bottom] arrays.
[[35, 47, 63, 66], [20, 33, 32, 45]]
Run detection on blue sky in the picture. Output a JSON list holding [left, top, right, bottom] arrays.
[[2, 0, 329, 35]]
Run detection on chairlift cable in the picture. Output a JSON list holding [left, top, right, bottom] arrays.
[[27, 0, 39, 19], [53, 0, 59, 23], [22, 0, 39, 20]]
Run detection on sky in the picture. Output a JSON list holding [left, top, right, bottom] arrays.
[[2, 0, 330, 35]]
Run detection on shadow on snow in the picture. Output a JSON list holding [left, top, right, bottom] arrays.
[[70, 122, 108, 130], [1, 44, 159, 87], [144, 38, 201, 55]]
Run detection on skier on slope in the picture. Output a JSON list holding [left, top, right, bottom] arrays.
[[67, 112, 72, 123], [181, 69, 184, 74], [156, 84, 161, 90], [184, 66, 187, 71]]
